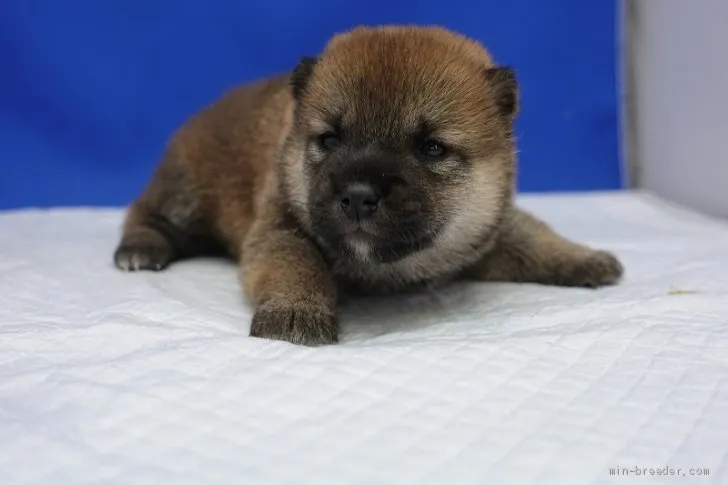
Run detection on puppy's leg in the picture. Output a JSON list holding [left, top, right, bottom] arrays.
[[241, 218, 338, 346], [466, 208, 623, 288], [114, 154, 215, 271]]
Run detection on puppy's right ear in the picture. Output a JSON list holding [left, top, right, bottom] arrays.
[[290, 56, 318, 101]]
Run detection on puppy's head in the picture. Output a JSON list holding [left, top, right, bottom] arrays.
[[282, 26, 518, 264]]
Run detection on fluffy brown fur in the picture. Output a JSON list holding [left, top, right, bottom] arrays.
[[114, 25, 623, 345]]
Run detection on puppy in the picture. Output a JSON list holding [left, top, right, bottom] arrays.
[[113, 25, 623, 345]]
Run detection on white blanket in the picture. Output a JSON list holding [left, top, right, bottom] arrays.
[[1, 190, 727, 485]]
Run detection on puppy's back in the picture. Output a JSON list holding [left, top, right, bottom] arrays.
[[161, 75, 294, 251]]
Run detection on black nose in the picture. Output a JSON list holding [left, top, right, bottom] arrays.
[[339, 184, 381, 221]]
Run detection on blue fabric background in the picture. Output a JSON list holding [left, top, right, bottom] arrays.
[[0, 1, 621, 209]]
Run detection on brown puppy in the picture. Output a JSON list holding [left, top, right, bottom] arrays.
[[113, 26, 623, 345]]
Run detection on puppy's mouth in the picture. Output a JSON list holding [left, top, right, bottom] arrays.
[[343, 220, 378, 237], [340, 223, 376, 259], [340, 224, 436, 264], [309, 202, 438, 263]]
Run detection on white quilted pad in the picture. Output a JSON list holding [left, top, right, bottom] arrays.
[[1, 190, 727, 485]]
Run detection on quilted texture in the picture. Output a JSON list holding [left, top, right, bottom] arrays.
[[0, 191, 727, 485]]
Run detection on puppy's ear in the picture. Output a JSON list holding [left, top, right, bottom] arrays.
[[290, 56, 318, 101], [484, 67, 518, 117]]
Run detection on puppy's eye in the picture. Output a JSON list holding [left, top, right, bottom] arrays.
[[318, 132, 341, 151], [421, 139, 446, 158]]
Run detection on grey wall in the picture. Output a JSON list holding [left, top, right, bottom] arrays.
[[628, 0, 728, 218]]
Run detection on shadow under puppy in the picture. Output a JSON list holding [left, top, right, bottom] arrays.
[[114, 25, 624, 345]]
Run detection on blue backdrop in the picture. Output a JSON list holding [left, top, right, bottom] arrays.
[[0, 1, 622, 210]]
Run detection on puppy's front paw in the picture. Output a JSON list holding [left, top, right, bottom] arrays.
[[250, 300, 339, 346], [560, 250, 624, 288], [114, 240, 174, 272]]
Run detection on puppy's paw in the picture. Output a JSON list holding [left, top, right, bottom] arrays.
[[559, 250, 624, 288], [250, 300, 339, 346], [114, 241, 174, 272]]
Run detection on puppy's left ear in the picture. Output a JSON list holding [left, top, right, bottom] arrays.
[[290, 56, 318, 101], [485, 66, 518, 117]]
